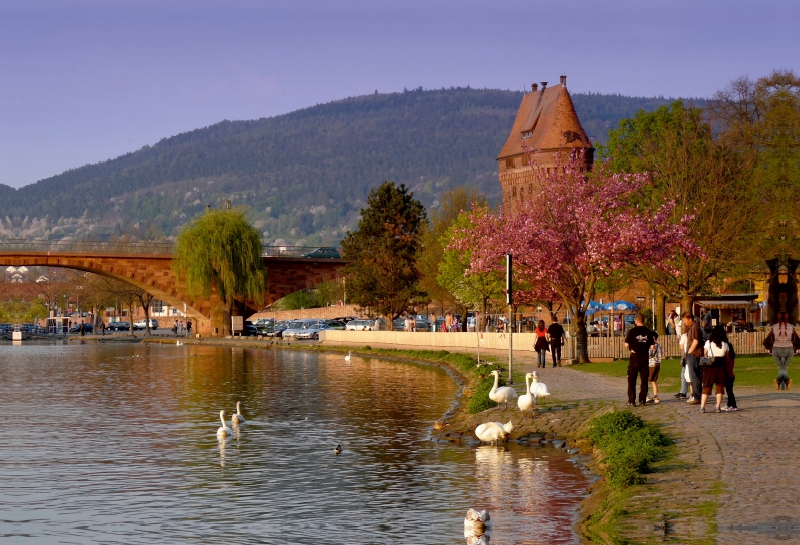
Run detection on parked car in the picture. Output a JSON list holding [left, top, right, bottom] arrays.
[[282, 319, 324, 339], [107, 321, 132, 332], [301, 247, 341, 259], [296, 323, 332, 340], [134, 319, 159, 330], [266, 322, 290, 338], [345, 319, 386, 331], [68, 323, 94, 333], [241, 320, 259, 336], [324, 320, 346, 330]]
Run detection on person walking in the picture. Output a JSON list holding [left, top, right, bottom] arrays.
[[624, 313, 656, 406], [101, 321, 106, 336], [721, 328, 738, 411], [534, 320, 549, 369], [647, 332, 663, 404], [766, 312, 799, 389], [700, 325, 729, 413], [667, 310, 678, 336], [682, 312, 703, 404], [546, 320, 566, 367], [187, 320, 192, 337], [675, 328, 689, 399]]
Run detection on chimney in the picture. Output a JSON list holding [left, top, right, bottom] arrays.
[[531, 83, 538, 92], [560, 75, 567, 86], [540, 81, 548, 92]]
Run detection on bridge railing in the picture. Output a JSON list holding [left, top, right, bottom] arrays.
[[0, 238, 342, 258]]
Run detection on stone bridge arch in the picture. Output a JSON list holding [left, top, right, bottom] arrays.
[[0, 247, 345, 336]]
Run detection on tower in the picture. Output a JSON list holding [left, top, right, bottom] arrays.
[[497, 76, 594, 210]]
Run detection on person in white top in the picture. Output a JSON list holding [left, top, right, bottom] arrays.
[[701, 326, 730, 413], [675, 331, 690, 399], [769, 312, 798, 389]]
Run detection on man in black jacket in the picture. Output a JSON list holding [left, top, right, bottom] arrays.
[[624, 313, 656, 406]]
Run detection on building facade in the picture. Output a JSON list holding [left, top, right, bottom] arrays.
[[497, 76, 594, 210]]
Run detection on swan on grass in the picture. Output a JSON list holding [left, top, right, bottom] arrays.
[[517, 373, 536, 412], [216, 410, 233, 439], [231, 401, 245, 425], [529, 371, 551, 400], [488, 370, 518, 409], [344, 352, 351, 362], [474, 421, 514, 443]]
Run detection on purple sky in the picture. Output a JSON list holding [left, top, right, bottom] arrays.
[[1, 0, 796, 188]]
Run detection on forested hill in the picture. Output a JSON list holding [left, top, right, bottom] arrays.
[[0, 88, 695, 244]]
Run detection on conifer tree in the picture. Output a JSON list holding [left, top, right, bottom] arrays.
[[340, 182, 427, 327]]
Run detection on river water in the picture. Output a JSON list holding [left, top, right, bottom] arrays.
[[0, 343, 591, 544]]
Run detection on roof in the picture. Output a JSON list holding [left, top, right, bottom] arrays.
[[497, 83, 593, 159], [697, 300, 757, 309]]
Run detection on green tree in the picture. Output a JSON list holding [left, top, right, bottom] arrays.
[[601, 100, 760, 325], [340, 182, 427, 327], [418, 186, 487, 321], [173, 208, 266, 335], [437, 210, 504, 328]]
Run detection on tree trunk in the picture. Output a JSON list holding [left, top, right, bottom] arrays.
[[680, 294, 695, 319], [654, 292, 667, 336], [129, 301, 134, 335], [575, 313, 590, 363], [384, 314, 394, 331]]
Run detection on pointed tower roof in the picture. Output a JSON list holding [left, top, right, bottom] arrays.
[[498, 77, 592, 159]]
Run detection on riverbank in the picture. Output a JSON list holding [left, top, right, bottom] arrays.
[[125, 336, 736, 542]]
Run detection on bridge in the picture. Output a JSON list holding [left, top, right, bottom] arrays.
[[0, 239, 345, 337]]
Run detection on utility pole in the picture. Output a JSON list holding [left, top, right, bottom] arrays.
[[506, 253, 513, 384]]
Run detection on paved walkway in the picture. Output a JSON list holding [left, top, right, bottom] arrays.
[[526, 362, 799, 544]]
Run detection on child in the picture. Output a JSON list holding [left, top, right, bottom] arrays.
[[647, 333, 664, 404]]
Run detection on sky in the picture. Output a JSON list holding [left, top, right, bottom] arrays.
[[0, 0, 797, 188]]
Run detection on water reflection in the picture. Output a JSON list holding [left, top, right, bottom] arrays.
[[0, 344, 590, 544]]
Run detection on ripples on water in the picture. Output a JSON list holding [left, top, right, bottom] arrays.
[[0, 343, 590, 544]]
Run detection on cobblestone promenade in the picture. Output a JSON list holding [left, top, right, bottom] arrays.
[[529, 362, 799, 543]]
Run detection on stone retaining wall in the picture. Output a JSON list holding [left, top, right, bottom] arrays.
[[249, 304, 363, 322]]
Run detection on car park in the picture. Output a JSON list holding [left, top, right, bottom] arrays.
[[281, 319, 322, 339], [300, 247, 341, 259]]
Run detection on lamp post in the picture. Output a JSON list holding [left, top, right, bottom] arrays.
[[506, 253, 513, 384]]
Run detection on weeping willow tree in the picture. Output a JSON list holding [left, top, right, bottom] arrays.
[[173, 208, 266, 335]]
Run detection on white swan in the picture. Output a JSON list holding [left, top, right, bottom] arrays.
[[464, 508, 491, 528], [216, 410, 233, 439], [517, 373, 536, 412], [344, 351, 351, 362], [488, 369, 518, 409], [530, 371, 551, 400], [231, 401, 245, 425], [464, 508, 492, 541], [176, 340, 183, 346], [474, 421, 514, 443]]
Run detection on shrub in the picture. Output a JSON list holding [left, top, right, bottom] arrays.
[[587, 410, 673, 489]]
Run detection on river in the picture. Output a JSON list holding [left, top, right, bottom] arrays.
[[0, 343, 591, 544]]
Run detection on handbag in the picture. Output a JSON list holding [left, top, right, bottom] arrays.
[[699, 356, 713, 366]]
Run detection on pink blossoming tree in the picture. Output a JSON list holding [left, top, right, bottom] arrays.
[[449, 151, 694, 363]]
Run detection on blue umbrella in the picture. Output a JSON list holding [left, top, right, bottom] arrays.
[[601, 300, 637, 311]]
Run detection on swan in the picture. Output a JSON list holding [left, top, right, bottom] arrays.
[[464, 508, 491, 528], [216, 410, 233, 439], [176, 340, 183, 346], [344, 352, 351, 362], [517, 373, 536, 412], [488, 370, 518, 409], [334, 444, 343, 455], [529, 371, 551, 400], [231, 401, 245, 425], [464, 508, 492, 540], [474, 421, 514, 443]]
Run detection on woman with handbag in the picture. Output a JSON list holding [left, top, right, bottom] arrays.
[[533, 320, 549, 368], [700, 325, 729, 413]]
